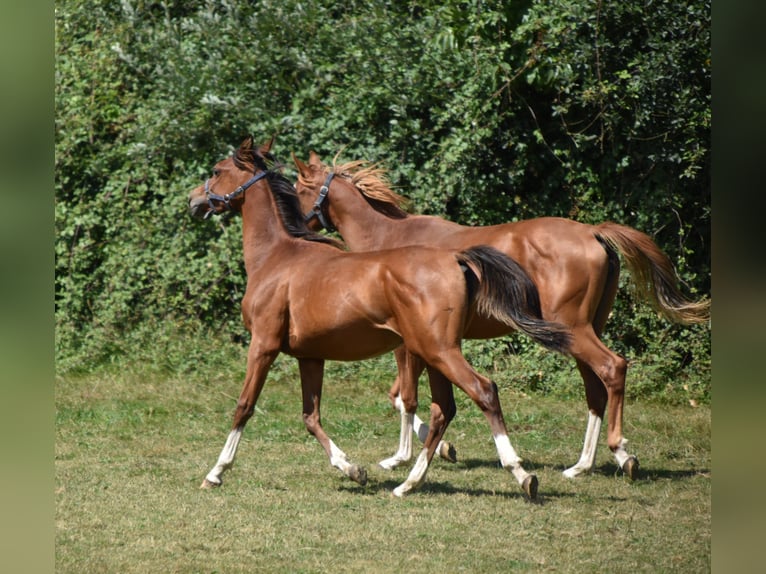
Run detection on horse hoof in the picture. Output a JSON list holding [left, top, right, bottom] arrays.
[[349, 465, 368, 486], [439, 441, 457, 463], [622, 456, 639, 480], [522, 474, 538, 500], [200, 478, 220, 490]]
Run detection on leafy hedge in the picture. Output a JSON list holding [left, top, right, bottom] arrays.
[[55, 0, 710, 400]]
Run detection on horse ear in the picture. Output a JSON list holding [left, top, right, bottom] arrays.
[[308, 150, 322, 167], [259, 135, 275, 154], [240, 135, 254, 151], [292, 152, 309, 177]]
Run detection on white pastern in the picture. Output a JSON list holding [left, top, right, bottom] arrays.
[[379, 411, 414, 470], [612, 437, 631, 468], [413, 413, 429, 443], [205, 427, 244, 484], [396, 395, 451, 463], [563, 411, 601, 478], [329, 440, 354, 474], [493, 433, 522, 468], [392, 448, 430, 497]]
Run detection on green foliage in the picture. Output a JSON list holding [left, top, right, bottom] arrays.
[[55, 0, 710, 399]]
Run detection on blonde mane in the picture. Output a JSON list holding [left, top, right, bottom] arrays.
[[327, 156, 410, 217]]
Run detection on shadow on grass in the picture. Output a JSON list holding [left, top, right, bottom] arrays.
[[336, 474, 585, 506], [334, 457, 710, 504], [449, 458, 712, 483]]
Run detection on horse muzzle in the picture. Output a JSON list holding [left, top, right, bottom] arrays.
[[189, 186, 213, 219]]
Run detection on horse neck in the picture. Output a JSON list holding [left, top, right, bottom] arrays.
[[239, 182, 290, 274], [329, 178, 404, 251]]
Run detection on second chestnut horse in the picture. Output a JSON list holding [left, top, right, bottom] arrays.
[[294, 151, 710, 479]]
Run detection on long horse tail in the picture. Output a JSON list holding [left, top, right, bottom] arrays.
[[456, 246, 572, 354], [593, 222, 710, 325]]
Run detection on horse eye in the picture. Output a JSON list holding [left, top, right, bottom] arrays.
[[213, 169, 221, 177]]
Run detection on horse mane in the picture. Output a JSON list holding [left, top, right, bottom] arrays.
[[326, 157, 410, 219], [234, 139, 344, 249]]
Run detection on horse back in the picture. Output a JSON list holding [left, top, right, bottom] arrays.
[[400, 216, 614, 326]]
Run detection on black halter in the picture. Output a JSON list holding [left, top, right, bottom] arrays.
[[303, 172, 336, 232], [203, 171, 269, 219]]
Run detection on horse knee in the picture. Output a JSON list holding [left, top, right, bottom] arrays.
[[443, 398, 457, 423], [469, 381, 501, 416]]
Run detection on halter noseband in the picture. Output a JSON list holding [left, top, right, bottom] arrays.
[[203, 170, 269, 219], [303, 172, 336, 232]]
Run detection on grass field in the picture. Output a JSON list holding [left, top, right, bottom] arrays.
[[55, 356, 710, 573]]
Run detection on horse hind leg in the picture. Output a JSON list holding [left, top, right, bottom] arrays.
[[393, 366, 456, 496], [382, 348, 456, 469], [299, 358, 367, 485], [418, 350, 538, 499]]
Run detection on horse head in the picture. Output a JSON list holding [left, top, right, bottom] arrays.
[[293, 151, 331, 231], [189, 136, 273, 219]]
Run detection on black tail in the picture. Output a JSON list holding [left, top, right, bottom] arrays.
[[456, 246, 572, 354]]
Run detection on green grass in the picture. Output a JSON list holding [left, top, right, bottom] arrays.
[[56, 357, 710, 573]]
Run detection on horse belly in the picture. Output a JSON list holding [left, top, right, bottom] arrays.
[[284, 322, 402, 361]]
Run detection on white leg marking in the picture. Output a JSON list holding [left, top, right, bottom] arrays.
[[330, 439, 365, 481], [329, 440, 350, 469], [493, 433, 533, 486], [205, 427, 244, 485], [379, 410, 414, 470], [393, 448, 430, 497], [397, 395, 451, 463], [612, 437, 631, 469], [493, 433, 522, 467], [563, 411, 602, 478], [414, 413, 429, 443]]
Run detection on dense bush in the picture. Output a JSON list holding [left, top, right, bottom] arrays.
[[55, 0, 710, 401]]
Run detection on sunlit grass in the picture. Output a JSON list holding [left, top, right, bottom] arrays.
[[56, 358, 710, 573]]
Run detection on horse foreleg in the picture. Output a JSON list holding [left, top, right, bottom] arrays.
[[577, 335, 638, 479], [201, 347, 277, 489], [201, 426, 245, 488], [379, 349, 420, 469], [563, 359, 606, 478], [299, 358, 367, 485], [563, 410, 602, 478], [379, 395, 415, 470]]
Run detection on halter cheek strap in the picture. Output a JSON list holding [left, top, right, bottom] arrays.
[[204, 171, 269, 219], [304, 172, 336, 232]]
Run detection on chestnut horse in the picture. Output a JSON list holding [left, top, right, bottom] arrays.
[[293, 151, 711, 479], [188, 138, 572, 498]]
